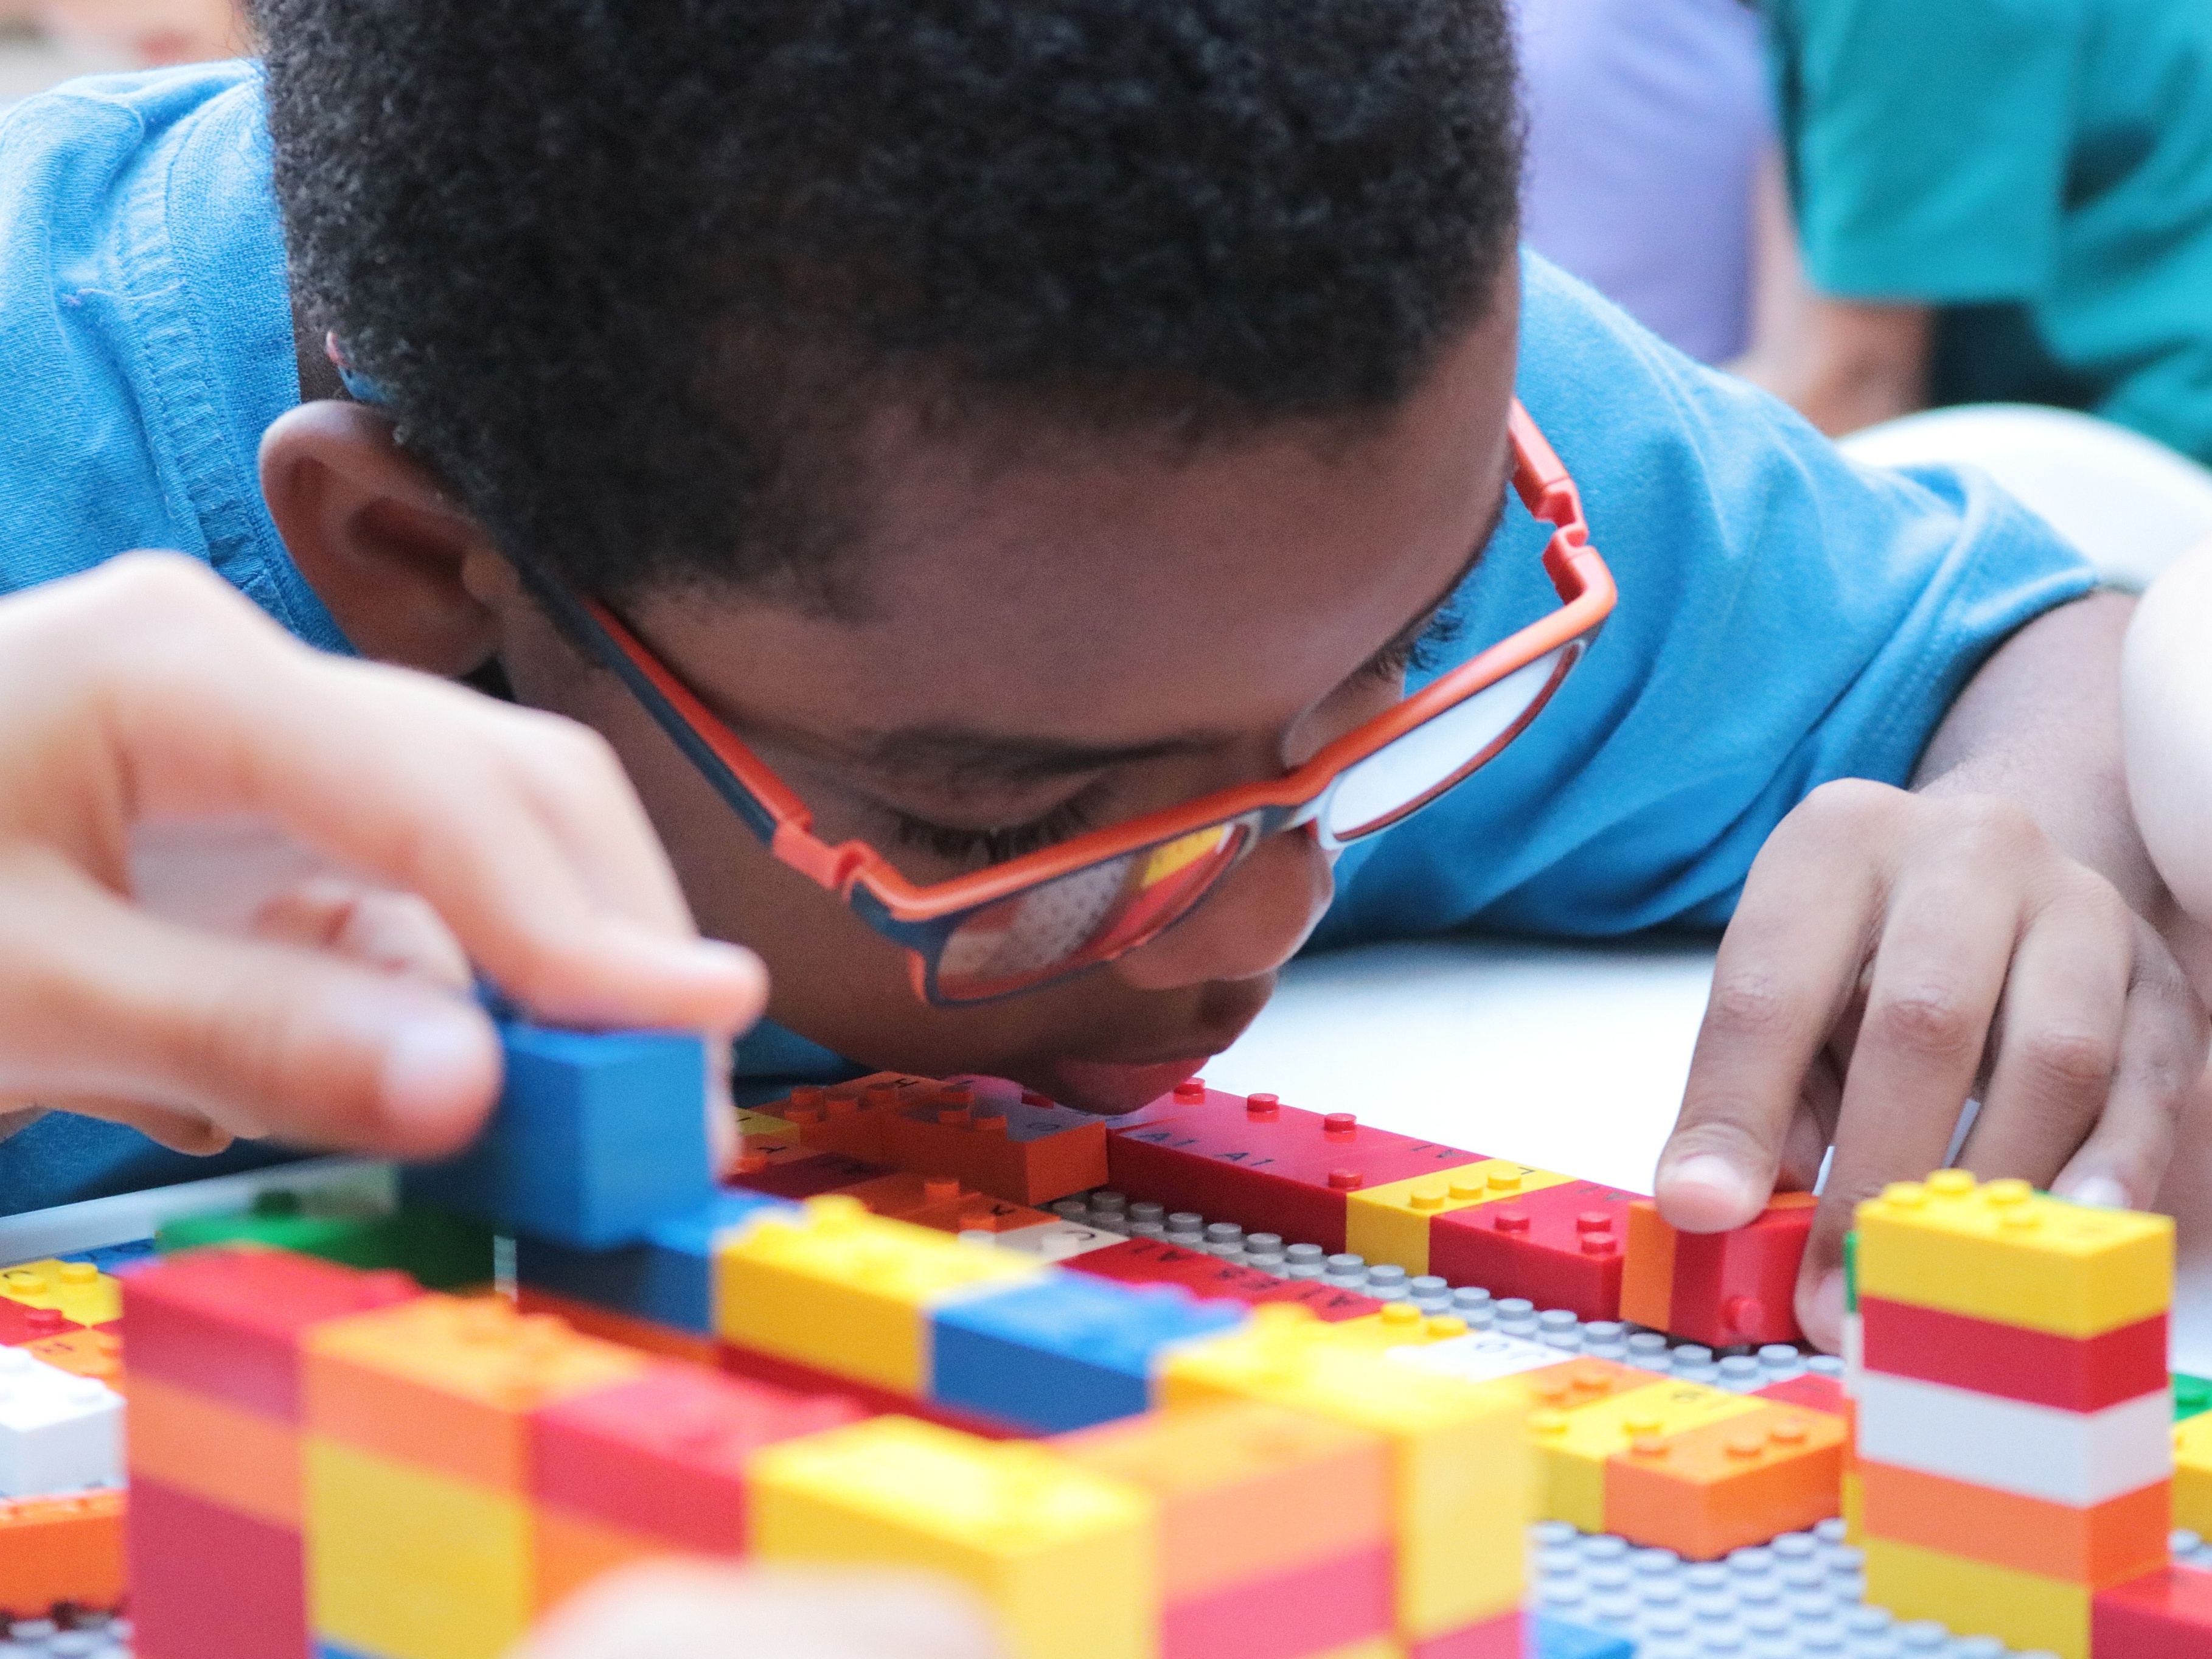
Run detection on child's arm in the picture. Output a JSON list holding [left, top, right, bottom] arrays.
[[2125, 540, 2212, 928], [0, 553, 763, 1161], [1660, 588, 2209, 1348]]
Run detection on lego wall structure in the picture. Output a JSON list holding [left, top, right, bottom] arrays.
[[5, 1019, 2212, 1656]]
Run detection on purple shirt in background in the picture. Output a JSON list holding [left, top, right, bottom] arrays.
[[1515, 0, 1772, 364]]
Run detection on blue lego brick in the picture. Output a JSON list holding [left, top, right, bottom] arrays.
[[402, 1021, 714, 1250], [60, 1237, 159, 1276], [1531, 1615, 1636, 1658], [929, 1271, 1247, 1433], [518, 1188, 795, 1330]]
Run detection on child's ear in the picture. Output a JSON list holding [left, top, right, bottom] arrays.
[[260, 401, 505, 676]]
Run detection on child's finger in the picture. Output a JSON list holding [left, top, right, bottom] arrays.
[[1659, 792, 1878, 1231], [250, 878, 475, 988], [511, 1562, 1006, 1659], [25, 556, 763, 1034], [0, 853, 499, 1156]]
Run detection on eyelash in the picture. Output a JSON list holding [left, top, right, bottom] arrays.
[[1366, 603, 1469, 684], [889, 794, 1101, 868]]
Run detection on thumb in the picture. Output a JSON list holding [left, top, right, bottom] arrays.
[[0, 847, 499, 1158]]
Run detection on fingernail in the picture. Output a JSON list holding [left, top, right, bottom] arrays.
[[2059, 1174, 2131, 1211], [1669, 1153, 1753, 1209], [378, 1003, 498, 1126]]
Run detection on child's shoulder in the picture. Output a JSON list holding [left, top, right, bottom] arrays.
[[1, 59, 262, 155]]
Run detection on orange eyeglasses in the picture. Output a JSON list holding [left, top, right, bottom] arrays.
[[543, 402, 1614, 1005]]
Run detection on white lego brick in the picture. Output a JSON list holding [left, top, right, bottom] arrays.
[[0, 1349, 123, 1497], [970, 1220, 1121, 1262], [1385, 1329, 1568, 1385], [1853, 1370, 2170, 1507]]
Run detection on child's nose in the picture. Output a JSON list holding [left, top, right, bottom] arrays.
[[1106, 826, 1334, 992]]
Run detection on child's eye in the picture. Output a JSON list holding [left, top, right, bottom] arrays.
[[1365, 602, 1469, 686], [888, 795, 1099, 869]]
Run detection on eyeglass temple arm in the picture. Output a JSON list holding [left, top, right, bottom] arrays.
[[1507, 403, 1598, 597]]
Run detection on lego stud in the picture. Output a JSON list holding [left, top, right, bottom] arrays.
[[1380, 1303, 1424, 1329], [1769, 1416, 1810, 1445], [1880, 1181, 1927, 1206], [1326, 1169, 1364, 1191], [1723, 1295, 1763, 1334], [1177, 1079, 1209, 1102], [1926, 1169, 1976, 1197], [806, 1194, 869, 1227], [1323, 1111, 1358, 1139], [734, 1150, 770, 1176], [1243, 1091, 1279, 1119], [863, 1085, 903, 1111], [1725, 1433, 1765, 1459], [1487, 1172, 1523, 1193], [975, 1116, 1009, 1138], [1409, 1183, 1450, 1211], [1492, 1209, 1531, 1234], [937, 1108, 974, 1128], [1447, 1174, 1489, 1201], [1529, 1410, 1570, 1438], [57, 1264, 97, 1287], [785, 1104, 824, 1125], [923, 1178, 962, 1203], [790, 1085, 825, 1111], [1629, 1434, 1669, 1459], [1580, 1233, 1616, 1257], [1425, 1316, 1468, 1340], [1575, 1212, 1612, 1234], [939, 1085, 976, 1109]]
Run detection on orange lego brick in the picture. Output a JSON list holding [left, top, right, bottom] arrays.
[[1057, 1399, 1391, 1601], [1857, 1460, 2168, 1588], [878, 1085, 1111, 1206], [832, 1171, 983, 1231], [22, 1327, 122, 1385], [950, 1196, 1060, 1234], [774, 1073, 943, 1162], [304, 1293, 647, 1489], [0, 1490, 124, 1617], [1619, 1200, 1675, 1331], [532, 1504, 669, 1615], [1601, 1402, 1846, 1560], [512, 1285, 719, 1366], [1515, 1358, 1653, 1415], [127, 1371, 301, 1529]]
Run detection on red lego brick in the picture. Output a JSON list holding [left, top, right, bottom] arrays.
[[1407, 1609, 1523, 1659], [1627, 1194, 1814, 1348], [1754, 1371, 1847, 1416], [2093, 1563, 2212, 1657], [123, 1248, 420, 1422], [0, 1491, 124, 1620], [1860, 1296, 2166, 1412], [1065, 1238, 1383, 1321], [128, 1476, 308, 1659], [1427, 1181, 1638, 1321], [0, 1301, 82, 1347], [714, 1341, 1026, 1439], [1105, 1082, 1483, 1253], [1162, 1541, 1392, 1659], [726, 1149, 893, 1200], [530, 1362, 861, 1555]]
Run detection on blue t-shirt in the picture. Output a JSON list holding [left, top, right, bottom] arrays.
[[0, 64, 2096, 1212]]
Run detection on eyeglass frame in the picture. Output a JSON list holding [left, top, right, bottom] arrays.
[[527, 400, 1616, 1004]]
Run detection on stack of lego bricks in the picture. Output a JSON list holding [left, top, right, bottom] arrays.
[[1852, 1170, 2194, 1658]]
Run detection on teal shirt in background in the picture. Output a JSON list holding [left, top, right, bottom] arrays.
[[0, 65, 2096, 1206], [1765, 0, 2212, 464]]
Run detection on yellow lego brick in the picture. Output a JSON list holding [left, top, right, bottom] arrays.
[[1320, 1303, 1473, 1354], [1299, 1643, 1404, 1659], [715, 1195, 1045, 1394], [1160, 1306, 1527, 1640], [0, 1259, 120, 1327], [1344, 1161, 1570, 1275], [1854, 1172, 2171, 1338], [737, 1108, 803, 1146], [748, 1415, 1155, 1659], [1526, 1379, 1765, 1531], [2175, 1413, 2212, 1536], [1842, 1469, 1863, 1545], [305, 1436, 532, 1659], [1862, 1536, 2091, 1659]]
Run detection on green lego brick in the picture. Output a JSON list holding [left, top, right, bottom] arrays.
[[157, 1192, 493, 1289], [1842, 1231, 1857, 1315], [2176, 1372, 2212, 1422]]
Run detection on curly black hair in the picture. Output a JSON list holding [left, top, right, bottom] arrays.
[[256, 0, 1522, 611]]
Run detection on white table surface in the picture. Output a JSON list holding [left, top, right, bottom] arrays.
[[1214, 934, 2212, 1373]]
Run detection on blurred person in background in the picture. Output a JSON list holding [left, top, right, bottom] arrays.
[[1515, 0, 1773, 366], [1742, 0, 2212, 459], [14, 0, 243, 68]]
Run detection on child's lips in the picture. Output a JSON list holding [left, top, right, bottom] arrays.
[[1044, 1056, 1210, 1115]]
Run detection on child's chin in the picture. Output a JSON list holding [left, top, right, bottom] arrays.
[[1042, 1056, 1210, 1115]]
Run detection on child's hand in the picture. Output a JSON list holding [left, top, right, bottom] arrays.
[[1657, 775, 2206, 1352], [0, 554, 765, 1160], [509, 1563, 1004, 1659]]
